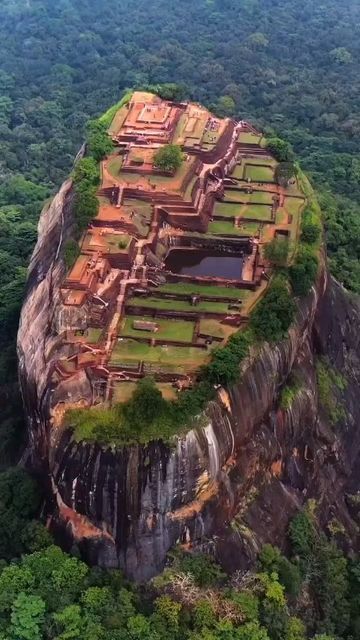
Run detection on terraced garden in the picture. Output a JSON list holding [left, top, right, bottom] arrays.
[[208, 220, 260, 236], [241, 204, 273, 220], [199, 319, 235, 339], [126, 296, 241, 314], [244, 164, 275, 182], [150, 282, 249, 299], [215, 201, 272, 221], [119, 316, 195, 342], [216, 192, 275, 208], [237, 131, 262, 144], [110, 340, 210, 370], [214, 202, 244, 216]]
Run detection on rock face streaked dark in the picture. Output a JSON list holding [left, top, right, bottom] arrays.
[[17, 179, 360, 581]]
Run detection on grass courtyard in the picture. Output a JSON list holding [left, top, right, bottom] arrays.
[[220, 191, 274, 205], [224, 189, 249, 202], [241, 204, 273, 220], [214, 201, 243, 217], [244, 164, 275, 182], [199, 319, 235, 340], [110, 340, 209, 370], [284, 197, 304, 215], [119, 316, 195, 342], [213, 201, 273, 222], [237, 131, 262, 144], [152, 282, 249, 300], [126, 295, 240, 314], [208, 220, 260, 236], [117, 170, 141, 184], [231, 165, 244, 180], [105, 233, 131, 252]]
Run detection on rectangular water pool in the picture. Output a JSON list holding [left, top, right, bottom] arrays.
[[165, 249, 244, 279]]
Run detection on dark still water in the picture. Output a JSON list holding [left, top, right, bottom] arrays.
[[165, 249, 244, 279]]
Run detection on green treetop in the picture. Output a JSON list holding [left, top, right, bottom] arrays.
[[153, 144, 183, 173]]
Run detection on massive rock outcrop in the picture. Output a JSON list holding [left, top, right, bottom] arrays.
[[18, 178, 360, 581]]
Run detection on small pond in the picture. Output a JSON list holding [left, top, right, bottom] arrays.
[[165, 249, 244, 279]]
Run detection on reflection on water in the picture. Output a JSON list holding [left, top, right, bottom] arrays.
[[165, 249, 244, 279]]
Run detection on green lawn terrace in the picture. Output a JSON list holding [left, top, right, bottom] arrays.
[[120, 312, 233, 345], [213, 201, 274, 222], [105, 92, 133, 137], [278, 196, 305, 244], [109, 339, 211, 375], [237, 130, 263, 145], [109, 307, 238, 377], [207, 220, 261, 237], [149, 281, 250, 301], [199, 318, 236, 340], [230, 156, 277, 183], [245, 164, 275, 182], [261, 195, 305, 248], [216, 191, 275, 205], [125, 294, 244, 316], [106, 154, 123, 180], [119, 315, 196, 343], [106, 279, 245, 375], [174, 110, 207, 148]]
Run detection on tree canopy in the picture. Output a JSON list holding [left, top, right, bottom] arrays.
[[153, 144, 183, 173]]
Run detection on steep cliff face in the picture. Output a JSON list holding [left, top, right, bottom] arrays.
[[18, 180, 360, 581]]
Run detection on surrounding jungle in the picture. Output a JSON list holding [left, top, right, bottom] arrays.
[[0, 0, 359, 638]]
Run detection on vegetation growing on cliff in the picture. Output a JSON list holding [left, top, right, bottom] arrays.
[[67, 377, 199, 444], [71, 149, 100, 232], [315, 357, 347, 425], [251, 276, 296, 342], [63, 238, 80, 270], [279, 375, 302, 410], [265, 138, 294, 163]]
